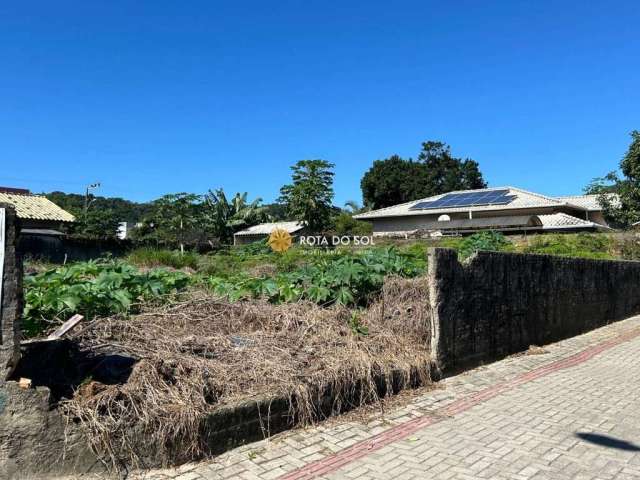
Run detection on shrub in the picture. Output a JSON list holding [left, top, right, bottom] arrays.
[[332, 213, 373, 236], [458, 231, 512, 259], [618, 234, 640, 260], [523, 233, 613, 259]]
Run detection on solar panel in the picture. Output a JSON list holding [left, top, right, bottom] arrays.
[[409, 190, 515, 210]]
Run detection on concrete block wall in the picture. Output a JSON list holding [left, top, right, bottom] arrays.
[[428, 248, 640, 375], [0, 204, 21, 381]]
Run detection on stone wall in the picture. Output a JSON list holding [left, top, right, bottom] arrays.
[[428, 248, 640, 375], [0, 204, 21, 380]]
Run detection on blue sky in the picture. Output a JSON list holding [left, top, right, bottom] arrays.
[[1, 1, 638, 205]]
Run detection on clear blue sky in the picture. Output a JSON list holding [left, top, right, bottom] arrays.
[[1, 1, 638, 205]]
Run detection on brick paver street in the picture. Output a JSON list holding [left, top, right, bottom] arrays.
[[135, 315, 640, 480]]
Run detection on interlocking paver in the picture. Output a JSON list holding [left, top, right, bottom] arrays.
[[132, 315, 640, 480]]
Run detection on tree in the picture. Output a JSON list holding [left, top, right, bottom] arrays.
[[586, 131, 640, 228], [73, 209, 120, 238], [332, 213, 372, 235], [46, 191, 153, 226], [360, 155, 425, 209], [360, 141, 487, 209], [344, 200, 369, 214], [418, 141, 486, 196], [151, 193, 203, 253], [329, 201, 372, 235], [279, 159, 335, 232], [262, 202, 289, 221], [203, 189, 269, 243]]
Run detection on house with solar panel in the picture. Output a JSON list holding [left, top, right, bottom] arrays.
[[353, 187, 612, 237]]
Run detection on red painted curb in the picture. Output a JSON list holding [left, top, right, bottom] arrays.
[[278, 326, 640, 480]]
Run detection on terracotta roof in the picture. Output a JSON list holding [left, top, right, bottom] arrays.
[[234, 221, 304, 236], [0, 192, 75, 222]]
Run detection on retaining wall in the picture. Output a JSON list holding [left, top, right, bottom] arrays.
[[428, 248, 640, 375]]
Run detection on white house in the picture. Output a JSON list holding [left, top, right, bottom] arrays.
[[353, 187, 612, 237], [233, 221, 306, 245]]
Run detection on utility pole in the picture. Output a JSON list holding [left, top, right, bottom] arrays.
[[84, 182, 101, 214]]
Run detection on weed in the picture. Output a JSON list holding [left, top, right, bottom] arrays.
[[127, 248, 199, 270], [522, 233, 613, 259]]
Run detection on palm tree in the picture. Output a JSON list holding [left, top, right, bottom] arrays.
[[343, 200, 370, 214], [204, 189, 270, 243]]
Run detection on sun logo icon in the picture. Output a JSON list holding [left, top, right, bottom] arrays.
[[268, 228, 292, 252]]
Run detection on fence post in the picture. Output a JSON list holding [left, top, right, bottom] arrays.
[[0, 204, 21, 382]]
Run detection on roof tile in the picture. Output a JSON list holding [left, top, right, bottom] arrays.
[[0, 192, 75, 222]]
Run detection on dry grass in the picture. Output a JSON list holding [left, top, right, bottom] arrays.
[[63, 276, 431, 471]]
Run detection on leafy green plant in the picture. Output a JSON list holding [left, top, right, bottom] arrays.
[[348, 311, 369, 336], [458, 231, 512, 259], [23, 259, 190, 337], [206, 246, 425, 307]]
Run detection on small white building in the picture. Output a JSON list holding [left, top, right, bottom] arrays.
[[354, 187, 613, 237], [233, 221, 306, 245]]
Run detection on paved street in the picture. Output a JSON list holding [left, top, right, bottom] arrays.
[[138, 315, 640, 480]]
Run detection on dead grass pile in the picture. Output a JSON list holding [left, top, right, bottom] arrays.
[[63, 276, 431, 470]]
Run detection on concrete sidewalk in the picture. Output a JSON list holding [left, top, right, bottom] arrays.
[[138, 316, 640, 480]]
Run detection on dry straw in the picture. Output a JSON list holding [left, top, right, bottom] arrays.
[[64, 276, 432, 471]]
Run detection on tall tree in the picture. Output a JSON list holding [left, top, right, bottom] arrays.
[[586, 130, 640, 227], [360, 155, 426, 209], [360, 141, 486, 209], [279, 159, 335, 232], [151, 193, 203, 253], [74, 209, 120, 238], [418, 141, 486, 196]]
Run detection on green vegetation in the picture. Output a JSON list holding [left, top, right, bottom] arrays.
[[201, 189, 270, 244], [360, 140, 486, 209], [458, 231, 513, 259], [206, 246, 425, 306], [23, 259, 190, 336], [279, 159, 335, 232], [45, 191, 153, 239], [24, 230, 634, 338], [522, 233, 614, 259], [586, 130, 640, 227], [331, 212, 373, 236], [126, 248, 200, 270], [617, 234, 640, 260]]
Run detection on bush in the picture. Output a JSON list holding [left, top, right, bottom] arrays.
[[233, 239, 272, 256], [523, 233, 613, 259], [332, 213, 373, 236], [618, 234, 640, 260], [127, 248, 199, 270], [458, 231, 512, 259]]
